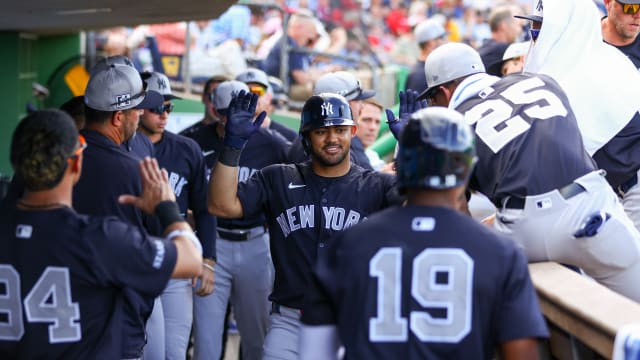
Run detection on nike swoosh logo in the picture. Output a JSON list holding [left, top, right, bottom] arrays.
[[288, 182, 306, 189], [202, 150, 216, 157]]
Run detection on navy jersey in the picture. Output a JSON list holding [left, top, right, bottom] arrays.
[[147, 131, 217, 259], [286, 136, 374, 170], [302, 205, 549, 359], [237, 162, 400, 309], [593, 112, 640, 188], [121, 131, 154, 158], [74, 130, 146, 230], [604, 18, 640, 69], [179, 120, 207, 138], [184, 123, 290, 229], [72, 129, 155, 357], [405, 60, 427, 94], [454, 73, 596, 204], [0, 206, 176, 360]]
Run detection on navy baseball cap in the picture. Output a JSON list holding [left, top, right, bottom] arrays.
[[314, 71, 376, 101], [84, 64, 163, 111], [514, 0, 543, 22]]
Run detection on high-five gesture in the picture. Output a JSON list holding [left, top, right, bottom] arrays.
[[224, 90, 267, 149], [385, 89, 428, 140]]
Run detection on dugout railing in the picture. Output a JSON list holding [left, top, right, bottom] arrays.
[[528, 262, 640, 359]]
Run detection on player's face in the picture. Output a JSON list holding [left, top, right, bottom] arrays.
[[248, 83, 273, 116], [141, 101, 172, 135], [501, 57, 524, 76], [121, 108, 143, 141], [356, 103, 382, 148], [608, 0, 640, 40], [308, 125, 355, 167]]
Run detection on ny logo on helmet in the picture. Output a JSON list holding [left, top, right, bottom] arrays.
[[320, 102, 334, 117]]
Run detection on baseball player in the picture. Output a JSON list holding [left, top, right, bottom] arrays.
[[286, 71, 375, 170], [519, 0, 640, 234], [236, 68, 298, 143], [179, 75, 230, 137], [207, 91, 402, 360], [137, 71, 217, 360], [185, 80, 289, 360], [73, 62, 165, 358], [300, 107, 549, 359], [418, 42, 640, 302], [0, 109, 202, 359]]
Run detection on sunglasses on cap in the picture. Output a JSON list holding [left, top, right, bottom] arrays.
[[616, 0, 640, 14], [530, 28, 540, 41], [149, 103, 174, 115], [249, 85, 267, 97]]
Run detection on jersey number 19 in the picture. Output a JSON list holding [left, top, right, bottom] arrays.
[[369, 248, 473, 343]]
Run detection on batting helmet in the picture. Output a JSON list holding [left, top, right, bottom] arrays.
[[299, 93, 356, 154], [397, 107, 477, 191]]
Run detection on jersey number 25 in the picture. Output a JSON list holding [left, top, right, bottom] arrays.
[[369, 248, 473, 343], [465, 77, 568, 153], [0, 265, 81, 343]]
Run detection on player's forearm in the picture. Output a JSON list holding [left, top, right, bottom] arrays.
[[207, 161, 244, 218], [163, 221, 203, 278], [500, 338, 541, 360]]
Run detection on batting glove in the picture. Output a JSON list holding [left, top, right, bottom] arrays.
[[224, 90, 267, 150], [385, 89, 428, 140]]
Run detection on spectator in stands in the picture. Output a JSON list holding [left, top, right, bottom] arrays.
[[405, 18, 447, 93], [477, 5, 524, 76], [264, 12, 338, 101]]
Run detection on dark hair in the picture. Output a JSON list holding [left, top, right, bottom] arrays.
[[10, 109, 79, 191], [84, 104, 114, 125], [204, 75, 231, 95], [60, 95, 86, 130]]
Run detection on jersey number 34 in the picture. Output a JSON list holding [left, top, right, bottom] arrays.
[[0, 265, 81, 343], [369, 248, 473, 343]]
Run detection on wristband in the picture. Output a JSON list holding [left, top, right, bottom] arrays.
[[218, 146, 243, 167], [203, 263, 215, 272], [155, 201, 183, 230], [166, 229, 203, 256]]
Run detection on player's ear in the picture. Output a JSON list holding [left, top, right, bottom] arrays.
[[111, 110, 124, 128], [350, 125, 357, 137], [67, 154, 83, 184]]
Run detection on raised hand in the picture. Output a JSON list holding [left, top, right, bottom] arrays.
[[385, 89, 428, 140], [224, 90, 267, 149], [118, 157, 176, 214]]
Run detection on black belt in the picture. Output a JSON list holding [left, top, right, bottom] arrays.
[[217, 226, 266, 242], [271, 302, 301, 315], [617, 173, 638, 197], [502, 182, 586, 209]]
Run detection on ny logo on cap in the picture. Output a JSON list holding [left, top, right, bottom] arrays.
[[114, 94, 132, 108], [320, 102, 334, 116], [536, 0, 543, 12], [157, 78, 167, 90], [246, 72, 255, 79]]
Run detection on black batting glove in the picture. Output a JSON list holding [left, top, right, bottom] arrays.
[[385, 89, 428, 140], [224, 91, 267, 150]]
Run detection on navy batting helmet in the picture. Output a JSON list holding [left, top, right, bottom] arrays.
[[299, 93, 355, 134], [397, 107, 476, 191]]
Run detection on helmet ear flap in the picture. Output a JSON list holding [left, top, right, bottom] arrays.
[[301, 134, 311, 156]]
